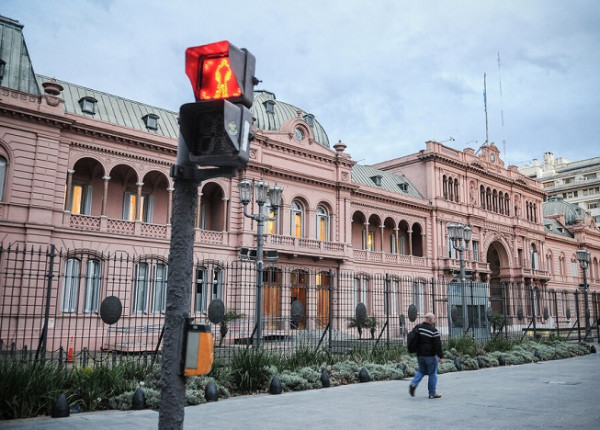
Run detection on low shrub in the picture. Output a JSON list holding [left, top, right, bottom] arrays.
[[229, 349, 276, 394], [363, 362, 405, 381], [0, 361, 72, 419], [1, 338, 592, 419], [330, 360, 362, 385], [445, 336, 477, 356], [279, 368, 322, 391], [484, 337, 518, 353]]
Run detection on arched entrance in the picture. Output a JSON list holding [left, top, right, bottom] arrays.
[[485, 240, 510, 282], [486, 240, 511, 317]]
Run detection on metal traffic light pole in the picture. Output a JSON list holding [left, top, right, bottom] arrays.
[[159, 40, 256, 430], [159, 140, 200, 430]]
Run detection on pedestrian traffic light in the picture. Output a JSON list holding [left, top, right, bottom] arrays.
[[179, 41, 257, 170], [185, 40, 256, 108], [179, 99, 252, 168]]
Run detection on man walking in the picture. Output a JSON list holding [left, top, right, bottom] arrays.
[[409, 312, 444, 399]]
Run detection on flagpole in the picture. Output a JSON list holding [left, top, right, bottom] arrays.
[[484, 73, 489, 145]]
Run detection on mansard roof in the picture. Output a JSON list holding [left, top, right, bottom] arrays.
[[543, 217, 574, 238], [543, 197, 586, 226], [251, 90, 330, 148], [0, 16, 40, 95], [36, 74, 181, 139], [352, 164, 423, 199]]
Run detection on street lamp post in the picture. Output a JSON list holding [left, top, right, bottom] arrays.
[[448, 223, 472, 336], [239, 178, 283, 349], [576, 248, 591, 341]]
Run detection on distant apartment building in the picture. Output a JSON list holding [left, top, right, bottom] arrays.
[[519, 152, 600, 227]]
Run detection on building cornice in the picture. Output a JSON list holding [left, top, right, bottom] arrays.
[[70, 141, 174, 168], [419, 152, 546, 197]]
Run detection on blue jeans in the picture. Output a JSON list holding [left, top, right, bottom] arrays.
[[411, 356, 438, 396]]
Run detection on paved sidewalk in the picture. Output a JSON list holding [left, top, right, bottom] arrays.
[[2, 351, 599, 430]]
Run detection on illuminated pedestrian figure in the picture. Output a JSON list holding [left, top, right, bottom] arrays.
[[201, 58, 241, 100]]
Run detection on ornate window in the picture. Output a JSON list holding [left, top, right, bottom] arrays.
[[62, 256, 102, 313], [134, 261, 168, 313], [194, 266, 222, 313], [530, 244, 539, 270], [62, 258, 81, 313], [291, 201, 304, 238], [316, 205, 330, 241], [123, 192, 154, 222], [0, 156, 6, 201], [453, 178, 459, 202], [480, 185, 486, 210], [353, 275, 369, 309], [69, 183, 93, 215], [83, 259, 102, 313]]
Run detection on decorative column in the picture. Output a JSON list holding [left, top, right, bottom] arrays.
[[65, 169, 75, 212], [196, 191, 203, 228], [136, 182, 144, 221], [101, 176, 110, 216], [222, 197, 229, 232], [166, 187, 174, 225], [394, 227, 400, 255], [407, 229, 413, 256], [379, 224, 385, 252]]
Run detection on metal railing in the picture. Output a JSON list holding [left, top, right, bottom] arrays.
[[0, 243, 597, 365]]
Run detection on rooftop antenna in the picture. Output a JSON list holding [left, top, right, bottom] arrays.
[[497, 52, 506, 160], [483, 73, 489, 145]]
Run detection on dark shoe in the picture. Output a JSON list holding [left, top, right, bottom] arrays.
[[429, 394, 442, 399], [409, 384, 416, 397]]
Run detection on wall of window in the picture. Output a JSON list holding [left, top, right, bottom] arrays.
[[194, 265, 222, 313], [0, 156, 6, 201], [62, 255, 102, 313], [133, 261, 168, 313]]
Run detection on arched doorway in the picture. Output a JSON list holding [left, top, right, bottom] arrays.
[[486, 240, 510, 282], [486, 240, 511, 317]]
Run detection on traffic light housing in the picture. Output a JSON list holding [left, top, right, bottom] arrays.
[[186, 41, 256, 107], [179, 100, 252, 168], [179, 41, 256, 170]]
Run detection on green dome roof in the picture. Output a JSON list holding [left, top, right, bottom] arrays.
[[251, 90, 330, 148], [543, 197, 586, 225]]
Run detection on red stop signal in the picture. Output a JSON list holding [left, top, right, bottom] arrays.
[[199, 56, 241, 101], [185, 41, 255, 108]]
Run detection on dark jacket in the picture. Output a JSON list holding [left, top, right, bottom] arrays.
[[415, 322, 443, 358]]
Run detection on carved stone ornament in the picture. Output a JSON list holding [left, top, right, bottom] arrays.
[[45, 95, 64, 107]]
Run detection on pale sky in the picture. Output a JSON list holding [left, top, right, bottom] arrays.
[[3, 0, 599, 167]]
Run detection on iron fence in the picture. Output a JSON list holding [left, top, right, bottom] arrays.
[[0, 244, 598, 365]]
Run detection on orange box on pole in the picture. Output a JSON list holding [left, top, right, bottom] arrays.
[[183, 324, 214, 377]]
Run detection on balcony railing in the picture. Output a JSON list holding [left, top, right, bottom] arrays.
[[353, 249, 428, 266], [264, 234, 347, 257]]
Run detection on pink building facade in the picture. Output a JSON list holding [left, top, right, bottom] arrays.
[[1, 15, 599, 355]]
